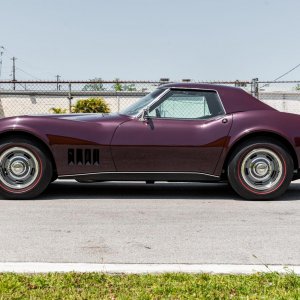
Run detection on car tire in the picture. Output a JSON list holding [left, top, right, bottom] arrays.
[[227, 138, 293, 200], [0, 138, 53, 200]]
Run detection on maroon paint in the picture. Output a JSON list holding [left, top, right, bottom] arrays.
[[214, 110, 300, 176], [0, 83, 299, 180], [0, 114, 129, 175], [111, 116, 232, 174]]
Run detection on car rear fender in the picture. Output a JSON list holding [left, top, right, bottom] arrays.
[[214, 111, 299, 176]]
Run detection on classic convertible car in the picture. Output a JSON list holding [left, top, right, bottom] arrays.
[[0, 82, 300, 200]]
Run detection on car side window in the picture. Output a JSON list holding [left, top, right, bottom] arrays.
[[148, 89, 224, 119]]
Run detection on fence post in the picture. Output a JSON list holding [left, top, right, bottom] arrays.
[[282, 94, 286, 112], [117, 95, 120, 112], [68, 82, 73, 113], [0, 95, 4, 118], [251, 78, 259, 98]]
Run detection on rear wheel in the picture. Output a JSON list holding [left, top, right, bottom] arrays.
[[227, 139, 293, 200], [0, 138, 53, 199]]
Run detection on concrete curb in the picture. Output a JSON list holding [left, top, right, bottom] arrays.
[[0, 263, 299, 274]]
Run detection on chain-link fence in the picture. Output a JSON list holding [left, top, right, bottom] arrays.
[[256, 80, 300, 113], [0, 79, 299, 117], [0, 80, 160, 117]]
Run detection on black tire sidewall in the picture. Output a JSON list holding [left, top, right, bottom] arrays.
[[228, 141, 293, 200], [0, 139, 52, 200]]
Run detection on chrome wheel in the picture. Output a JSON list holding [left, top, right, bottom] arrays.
[[241, 148, 283, 191], [0, 147, 40, 190]]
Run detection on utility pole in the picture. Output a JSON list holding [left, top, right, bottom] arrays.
[[68, 82, 73, 113], [0, 46, 4, 80], [56, 75, 61, 91], [251, 78, 259, 98], [11, 57, 17, 90]]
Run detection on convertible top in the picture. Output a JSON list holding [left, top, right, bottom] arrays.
[[161, 83, 275, 114]]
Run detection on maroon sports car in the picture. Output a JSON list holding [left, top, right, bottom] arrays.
[[0, 83, 299, 200]]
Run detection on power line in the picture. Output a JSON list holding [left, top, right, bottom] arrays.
[[16, 67, 41, 80], [261, 62, 300, 88], [3, 46, 58, 79], [2, 47, 43, 80], [272, 63, 300, 82], [18, 58, 58, 78]]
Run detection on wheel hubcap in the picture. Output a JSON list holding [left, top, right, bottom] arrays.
[[241, 148, 283, 191], [11, 161, 26, 176], [254, 162, 268, 176], [0, 147, 40, 190]]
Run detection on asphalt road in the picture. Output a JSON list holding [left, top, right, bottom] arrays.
[[0, 180, 299, 265]]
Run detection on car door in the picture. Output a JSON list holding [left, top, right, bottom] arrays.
[[111, 88, 232, 174]]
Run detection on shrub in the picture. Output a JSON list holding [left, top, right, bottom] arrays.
[[82, 78, 105, 91], [72, 98, 110, 113], [50, 107, 67, 114]]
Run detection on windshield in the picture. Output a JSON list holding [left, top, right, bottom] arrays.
[[120, 88, 165, 116]]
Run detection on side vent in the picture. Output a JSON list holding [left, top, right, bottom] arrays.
[[68, 149, 75, 165], [76, 149, 83, 165], [85, 149, 91, 165], [93, 149, 100, 165], [68, 148, 100, 166]]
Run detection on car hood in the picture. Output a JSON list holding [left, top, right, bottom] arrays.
[[27, 113, 124, 122], [0, 113, 133, 129]]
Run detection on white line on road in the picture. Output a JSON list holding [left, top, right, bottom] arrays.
[[0, 263, 299, 274]]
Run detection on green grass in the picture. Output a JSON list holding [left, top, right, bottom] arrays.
[[0, 272, 299, 299]]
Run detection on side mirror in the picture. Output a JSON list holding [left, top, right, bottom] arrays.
[[141, 108, 150, 121]]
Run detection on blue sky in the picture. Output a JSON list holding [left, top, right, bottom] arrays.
[[0, 0, 299, 81]]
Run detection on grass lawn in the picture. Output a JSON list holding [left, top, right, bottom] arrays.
[[0, 272, 299, 299]]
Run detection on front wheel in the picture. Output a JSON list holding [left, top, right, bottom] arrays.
[[227, 139, 293, 200], [0, 138, 53, 199]]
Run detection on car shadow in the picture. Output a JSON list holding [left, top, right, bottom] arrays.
[[29, 180, 300, 202]]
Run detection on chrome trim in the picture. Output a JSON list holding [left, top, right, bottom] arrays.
[[0, 147, 40, 190], [136, 88, 170, 119], [240, 148, 283, 191], [136, 86, 226, 120], [59, 171, 219, 179]]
